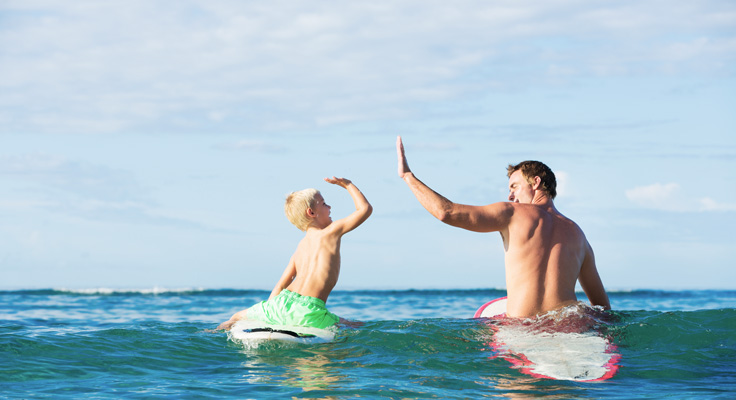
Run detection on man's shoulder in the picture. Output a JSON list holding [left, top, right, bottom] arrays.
[[508, 202, 574, 227], [506, 201, 546, 215]]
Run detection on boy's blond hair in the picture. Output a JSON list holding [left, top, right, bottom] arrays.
[[285, 188, 319, 231]]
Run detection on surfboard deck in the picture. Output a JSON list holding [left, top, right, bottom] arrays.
[[229, 319, 336, 345], [475, 297, 620, 382], [474, 297, 508, 319]]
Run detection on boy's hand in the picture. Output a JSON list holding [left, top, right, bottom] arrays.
[[397, 136, 411, 179], [324, 176, 352, 188]]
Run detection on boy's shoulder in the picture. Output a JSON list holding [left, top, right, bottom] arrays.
[[305, 224, 344, 238], [296, 230, 331, 248]]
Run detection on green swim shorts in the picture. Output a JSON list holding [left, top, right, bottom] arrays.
[[246, 289, 339, 329]]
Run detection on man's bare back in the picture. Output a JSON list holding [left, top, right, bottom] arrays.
[[397, 136, 609, 318], [502, 202, 594, 316]]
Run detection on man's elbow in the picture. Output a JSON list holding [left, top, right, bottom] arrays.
[[436, 210, 451, 223], [434, 204, 455, 223], [436, 207, 465, 226]]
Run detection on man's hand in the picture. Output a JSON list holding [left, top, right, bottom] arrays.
[[397, 136, 411, 179], [325, 176, 352, 188]]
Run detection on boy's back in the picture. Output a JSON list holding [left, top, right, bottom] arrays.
[[286, 229, 343, 302]]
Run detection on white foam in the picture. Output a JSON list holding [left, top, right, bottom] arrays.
[[54, 287, 207, 295]]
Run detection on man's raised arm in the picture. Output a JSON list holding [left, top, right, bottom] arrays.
[[397, 136, 512, 233], [397, 136, 456, 222]]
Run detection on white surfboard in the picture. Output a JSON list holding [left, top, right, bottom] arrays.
[[475, 297, 620, 382], [229, 319, 336, 345], [474, 297, 508, 319]]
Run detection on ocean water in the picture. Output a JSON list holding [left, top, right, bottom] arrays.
[[1, 288, 734, 399]]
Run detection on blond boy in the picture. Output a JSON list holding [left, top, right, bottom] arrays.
[[218, 177, 372, 330]]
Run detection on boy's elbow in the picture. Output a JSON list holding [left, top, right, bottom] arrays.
[[363, 204, 373, 218]]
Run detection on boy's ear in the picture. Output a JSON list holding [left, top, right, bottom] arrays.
[[306, 208, 316, 218]]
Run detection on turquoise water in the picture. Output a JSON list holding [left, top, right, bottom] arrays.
[[1, 289, 734, 399]]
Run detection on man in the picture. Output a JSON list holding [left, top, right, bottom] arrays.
[[396, 136, 610, 318]]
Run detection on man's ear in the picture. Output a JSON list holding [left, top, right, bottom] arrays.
[[532, 176, 542, 190]]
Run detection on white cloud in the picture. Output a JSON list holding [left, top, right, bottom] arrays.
[[625, 182, 736, 212], [1, 1, 733, 134], [219, 140, 287, 153], [0, 153, 236, 231], [411, 142, 460, 152], [699, 197, 736, 212], [555, 170, 569, 198], [625, 182, 686, 211], [0, 153, 146, 203]]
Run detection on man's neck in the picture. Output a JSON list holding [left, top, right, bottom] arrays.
[[531, 193, 556, 212]]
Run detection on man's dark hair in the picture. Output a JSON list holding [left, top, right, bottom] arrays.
[[507, 161, 557, 199]]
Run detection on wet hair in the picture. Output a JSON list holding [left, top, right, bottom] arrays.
[[284, 188, 319, 231], [507, 161, 557, 199]]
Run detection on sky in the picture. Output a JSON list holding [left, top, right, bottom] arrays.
[[1, 1, 735, 291]]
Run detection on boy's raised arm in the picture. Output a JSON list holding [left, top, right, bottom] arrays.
[[324, 177, 372, 235]]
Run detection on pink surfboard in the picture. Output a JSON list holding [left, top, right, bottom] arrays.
[[475, 297, 620, 382]]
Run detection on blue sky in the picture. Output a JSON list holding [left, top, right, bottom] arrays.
[[1, 1, 734, 290]]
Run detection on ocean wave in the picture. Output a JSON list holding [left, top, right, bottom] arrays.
[[60, 287, 207, 295], [1, 287, 734, 301], [0, 287, 226, 296]]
